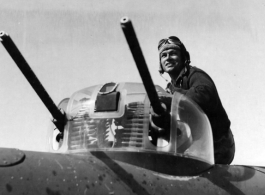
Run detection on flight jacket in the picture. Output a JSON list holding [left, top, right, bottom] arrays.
[[166, 65, 231, 141]]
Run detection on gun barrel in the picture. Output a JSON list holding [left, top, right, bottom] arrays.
[[0, 31, 65, 132], [120, 17, 164, 115]]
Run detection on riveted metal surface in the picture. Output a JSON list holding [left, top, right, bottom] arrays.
[[0, 148, 25, 167], [0, 149, 265, 194]]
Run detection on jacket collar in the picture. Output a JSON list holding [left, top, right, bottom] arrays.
[[171, 65, 190, 87]]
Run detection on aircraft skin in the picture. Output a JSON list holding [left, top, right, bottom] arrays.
[[0, 148, 265, 195], [1, 18, 265, 195]]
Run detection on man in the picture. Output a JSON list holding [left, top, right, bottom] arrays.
[[151, 36, 235, 164]]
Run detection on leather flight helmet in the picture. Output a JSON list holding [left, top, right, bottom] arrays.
[[158, 36, 190, 74]]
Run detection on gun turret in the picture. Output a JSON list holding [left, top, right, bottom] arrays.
[[0, 18, 162, 134], [120, 17, 164, 115], [0, 31, 66, 132]]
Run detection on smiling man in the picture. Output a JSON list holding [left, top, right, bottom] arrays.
[[151, 36, 235, 164]]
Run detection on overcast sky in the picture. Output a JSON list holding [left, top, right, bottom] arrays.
[[0, 0, 265, 165]]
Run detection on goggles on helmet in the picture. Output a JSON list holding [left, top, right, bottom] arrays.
[[158, 36, 183, 50]]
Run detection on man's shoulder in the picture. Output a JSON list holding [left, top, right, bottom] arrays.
[[188, 65, 216, 86], [188, 66, 212, 79], [189, 66, 206, 75]]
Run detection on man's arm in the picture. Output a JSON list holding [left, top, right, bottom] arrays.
[[172, 71, 219, 114]]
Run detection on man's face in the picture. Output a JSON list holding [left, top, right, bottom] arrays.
[[160, 49, 184, 75]]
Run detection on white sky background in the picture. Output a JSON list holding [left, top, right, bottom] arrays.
[[0, 0, 265, 165]]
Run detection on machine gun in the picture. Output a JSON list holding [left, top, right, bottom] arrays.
[[0, 31, 66, 134], [0, 17, 165, 141], [0, 17, 213, 176], [1, 17, 263, 195], [120, 17, 165, 115]]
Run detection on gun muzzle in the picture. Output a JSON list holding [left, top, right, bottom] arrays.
[[0, 31, 66, 132], [120, 17, 164, 115]]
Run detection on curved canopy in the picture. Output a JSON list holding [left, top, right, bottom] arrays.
[[49, 82, 214, 166]]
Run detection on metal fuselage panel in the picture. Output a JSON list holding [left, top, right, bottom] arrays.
[[0, 149, 264, 195]]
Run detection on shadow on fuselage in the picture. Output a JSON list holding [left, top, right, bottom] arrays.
[[202, 164, 256, 195]]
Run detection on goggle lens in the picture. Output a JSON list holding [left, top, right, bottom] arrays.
[[158, 36, 182, 50]]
